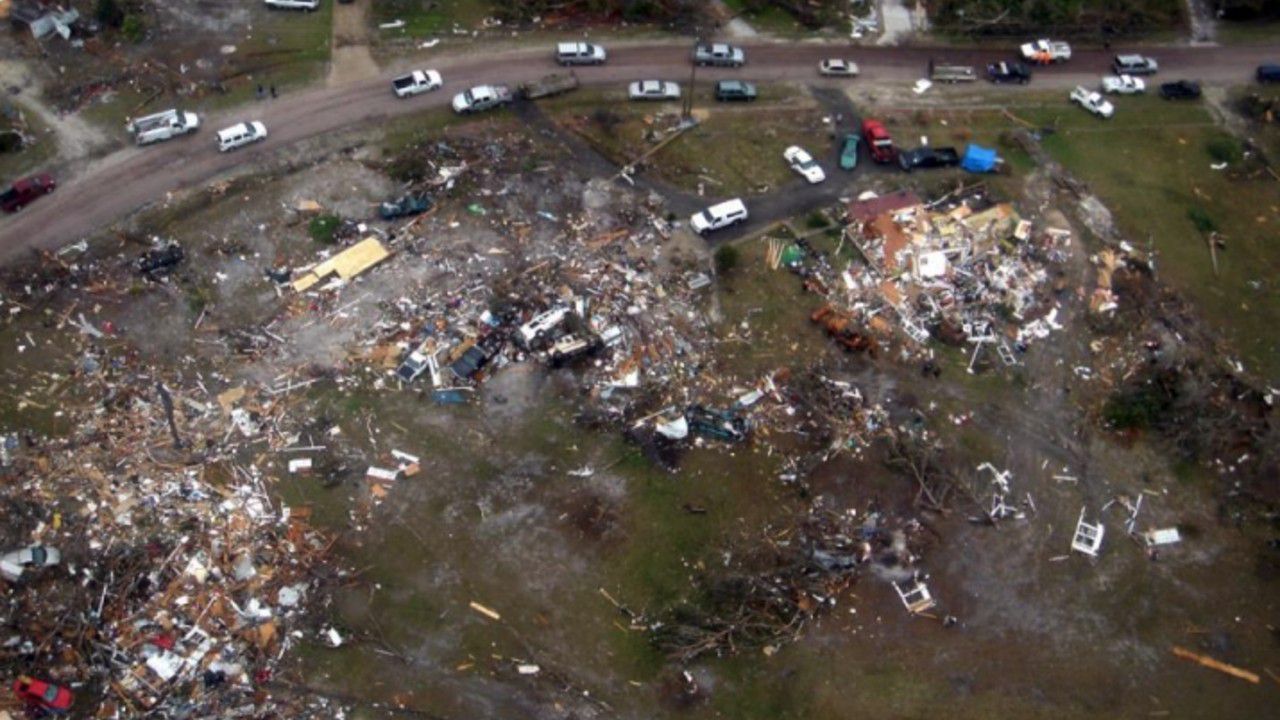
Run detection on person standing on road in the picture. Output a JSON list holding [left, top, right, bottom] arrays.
[[270, 85, 277, 99]]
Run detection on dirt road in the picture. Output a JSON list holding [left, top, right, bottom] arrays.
[[1, 40, 1277, 262]]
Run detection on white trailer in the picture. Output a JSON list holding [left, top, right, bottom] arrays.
[[127, 109, 200, 146]]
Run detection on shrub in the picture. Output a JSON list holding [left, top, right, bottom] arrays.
[[309, 214, 341, 244], [95, 0, 124, 27], [1205, 134, 1242, 165], [1187, 206, 1216, 234], [121, 14, 145, 43], [805, 211, 829, 229], [714, 244, 740, 275]]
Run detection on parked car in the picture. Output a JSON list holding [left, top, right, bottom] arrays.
[[714, 80, 757, 102], [1, 544, 61, 581], [1160, 80, 1201, 100], [0, 173, 56, 213], [1113, 54, 1159, 75], [783, 145, 825, 184], [379, 194, 432, 220], [818, 58, 859, 77], [1020, 39, 1071, 64], [451, 84, 512, 114], [391, 69, 442, 98], [127, 108, 199, 145], [1070, 86, 1114, 118], [216, 121, 267, 152], [264, 0, 319, 10], [1102, 74, 1145, 94], [987, 61, 1031, 84], [690, 198, 748, 235], [628, 80, 680, 100], [839, 133, 861, 170], [555, 42, 607, 66], [693, 42, 744, 67], [898, 146, 961, 172], [1258, 64, 1280, 83], [12, 676, 73, 714], [862, 118, 895, 163]]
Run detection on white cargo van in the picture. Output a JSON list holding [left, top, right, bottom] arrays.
[[216, 121, 268, 152], [690, 199, 748, 235]]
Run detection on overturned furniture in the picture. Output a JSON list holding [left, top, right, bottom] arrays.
[[1070, 507, 1105, 556], [894, 577, 937, 614]]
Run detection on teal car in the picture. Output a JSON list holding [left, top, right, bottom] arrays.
[[839, 134, 861, 170]]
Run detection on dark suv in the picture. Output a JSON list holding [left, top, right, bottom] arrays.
[[1159, 80, 1201, 100], [714, 80, 757, 102]]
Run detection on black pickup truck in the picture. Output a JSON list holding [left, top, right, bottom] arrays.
[[987, 61, 1031, 84], [898, 146, 961, 172]]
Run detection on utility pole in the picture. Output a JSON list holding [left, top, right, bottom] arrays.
[[683, 31, 700, 121]]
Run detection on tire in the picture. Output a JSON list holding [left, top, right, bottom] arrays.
[[12, 204, 22, 212]]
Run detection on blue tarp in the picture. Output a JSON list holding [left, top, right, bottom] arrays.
[[962, 144, 998, 173]]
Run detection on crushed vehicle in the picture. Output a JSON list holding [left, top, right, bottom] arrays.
[[1020, 39, 1071, 64], [693, 42, 745, 67], [1, 544, 61, 581], [1102, 74, 1146, 94], [929, 60, 976, 83], [448, 336, 503, 382], [818, 58, 859, 77], [987, 61, 1031, 84], [1113, 54, 1159, 75], [519, 72, 579, 100], [628, 80, 680, 100], [136, 242, 185, 276], [1160, 80, 1202, 100], [686, 405, 749, 443], [12, 676, 73, 713], [0, 173, 56, 213], [862, 118, 896, 163], [452, 84, 513, 114], [690, 198, 748, 235], [519, 306, 573, 350], [714, 79, 757, 102], [379, 193, 432, 220], [392, 69, 443, 98], [126, 108, 199, 145], [548, 333, 602, 367], [839, 133, 861, 170], [556, 41, 607, 65], [1070, 86, 1115, 118], [898, 146, 961, 172], [784, 145, 826, 183], [396, 343, 437, 383]]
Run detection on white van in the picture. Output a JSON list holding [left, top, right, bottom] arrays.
[[216, 121, 268, 152], [556, 42, 607, 66], [690, 199, 748, 235], [264, 0, 320, 10]]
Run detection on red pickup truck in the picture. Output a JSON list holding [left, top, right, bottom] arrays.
[[1, 173, 57, 213], [861, 119, 896, 164]]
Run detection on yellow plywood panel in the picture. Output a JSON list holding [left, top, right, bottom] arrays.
[[292, 237, 390, 292]]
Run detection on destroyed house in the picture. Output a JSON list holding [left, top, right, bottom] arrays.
[[6, 0, 79, 40]]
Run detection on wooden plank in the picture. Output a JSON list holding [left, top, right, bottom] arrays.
[[1171, 645, 1260, 684]]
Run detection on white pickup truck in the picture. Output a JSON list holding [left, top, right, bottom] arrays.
[[127, 109, 200, 145], [392, 69, 443, 98], [1021, 39, 1072, 64], [1070, 86, 1114, 118]]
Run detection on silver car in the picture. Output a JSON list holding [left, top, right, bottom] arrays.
[[628, 80, 680, 100]]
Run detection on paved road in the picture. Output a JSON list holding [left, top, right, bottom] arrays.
[[2, 40, 1277, 262]]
